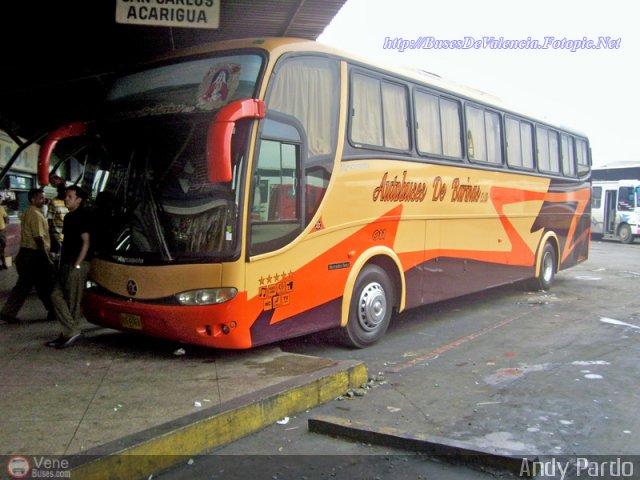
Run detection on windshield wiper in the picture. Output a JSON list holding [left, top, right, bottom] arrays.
[[143, 175, 173, 261], [133, 146, 173, 262]]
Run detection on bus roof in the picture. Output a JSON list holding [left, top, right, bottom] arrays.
[[593, 161, 640, 170], [593, 179, 640, 185]]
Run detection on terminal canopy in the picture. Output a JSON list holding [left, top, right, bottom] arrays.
[[0, 0, 346, 141]]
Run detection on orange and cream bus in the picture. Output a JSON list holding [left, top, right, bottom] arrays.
[[38, 38, 591, 349]]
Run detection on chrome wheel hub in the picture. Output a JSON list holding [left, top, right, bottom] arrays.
[[357, 282, 387, 332]]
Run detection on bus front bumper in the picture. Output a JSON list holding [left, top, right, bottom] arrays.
[[83, 290, 254, 349]]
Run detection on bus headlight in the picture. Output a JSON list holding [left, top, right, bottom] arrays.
[[176, 288, 237, 305]]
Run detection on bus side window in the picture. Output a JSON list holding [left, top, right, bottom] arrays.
[[505, 117, 535, 170], [267, 143, 298, 221], [465, 105, 502, 164], [560, 134, 576, 176], [250, 116, 304, 256], [575, 138, 590, 176]]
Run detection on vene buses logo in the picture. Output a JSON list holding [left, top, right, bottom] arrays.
[[372, 171, 428, 203], [7, 456, 30, 478], [7, 456, 71, 478]]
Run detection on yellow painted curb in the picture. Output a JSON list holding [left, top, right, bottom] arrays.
[[70, 361, 368, 480]]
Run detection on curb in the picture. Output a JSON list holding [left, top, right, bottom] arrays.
[[308, 415, 536, 476], [70, 360, 368, 480]]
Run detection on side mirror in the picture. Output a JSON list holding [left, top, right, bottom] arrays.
[[207, 98, 265, 183], [38, 122, 91, 186]]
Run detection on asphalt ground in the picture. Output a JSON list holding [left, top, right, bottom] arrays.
[[156, 239, 640, 480]]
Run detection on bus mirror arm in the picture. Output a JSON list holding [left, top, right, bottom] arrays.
[[207, 98, 266, 183], [38, 121, 91, 186]]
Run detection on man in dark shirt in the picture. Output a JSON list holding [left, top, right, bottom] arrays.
[[46, 186, 92, 349]]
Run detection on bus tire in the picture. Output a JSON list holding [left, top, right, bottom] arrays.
[[529, 242, 556, 291], [341, 264, 393, 348], [618, 224, 633, 244]]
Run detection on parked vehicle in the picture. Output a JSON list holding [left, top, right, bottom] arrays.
[[592, 180, 640, 243]]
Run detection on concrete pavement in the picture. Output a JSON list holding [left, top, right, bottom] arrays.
[[0, 265, 368, 479]]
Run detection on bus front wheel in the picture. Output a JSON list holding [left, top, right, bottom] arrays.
[[341, 265, 393, 348]]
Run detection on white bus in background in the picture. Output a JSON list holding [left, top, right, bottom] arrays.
[[591, 180, 640, 244]]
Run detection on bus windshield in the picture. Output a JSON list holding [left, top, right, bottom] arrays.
[[89, 54, 264, 264], [105, 54, 263, 119], [617, 186, 639, 212]]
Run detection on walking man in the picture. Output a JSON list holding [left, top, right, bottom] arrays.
[[46, 186, 92, 348], [0, 188, 55, 324]]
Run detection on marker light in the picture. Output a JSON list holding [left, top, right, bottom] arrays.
[[176, 288, 237, 306]]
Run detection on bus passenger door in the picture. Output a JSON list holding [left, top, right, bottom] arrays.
[[245, 112, 337, 345], [249, 113, 306, 256], [604, 189, 617, 236]]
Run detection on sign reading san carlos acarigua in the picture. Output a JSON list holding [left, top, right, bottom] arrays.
[[115, 0, 220, 29]]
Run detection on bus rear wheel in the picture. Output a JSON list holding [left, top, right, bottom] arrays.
[[341, 265, 394, 348], [529, 242, 556, 291], [619, 224, 633, 244]]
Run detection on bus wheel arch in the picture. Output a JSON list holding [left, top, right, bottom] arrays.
[[530, 234, 559, 291], [339, 252, 403, 348]]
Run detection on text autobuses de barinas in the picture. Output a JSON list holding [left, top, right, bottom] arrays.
[[372, 171, 488, 204]]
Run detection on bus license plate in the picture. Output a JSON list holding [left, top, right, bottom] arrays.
[[120, 313, 142, 330]]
